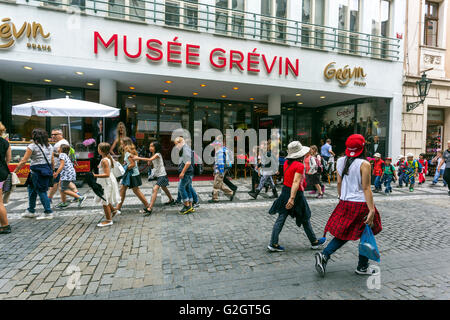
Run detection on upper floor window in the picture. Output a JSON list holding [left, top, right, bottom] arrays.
[[215, 0, 245, 37], [165, 0, 199, 29], [260, 0, 288, 42], [108, 0, 145, 22], [424, 1, 439, 47], [371, 0, 392, 58], [337, 0, 360, 53], [301, 0, 325, 47]]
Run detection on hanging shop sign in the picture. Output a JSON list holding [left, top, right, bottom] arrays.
[[0, 17, 51, 51], [324, 62, 366, 86], [93, 32, 300, 77]]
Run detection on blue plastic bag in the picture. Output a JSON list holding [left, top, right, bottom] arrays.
[[359, 224, 381, 262]]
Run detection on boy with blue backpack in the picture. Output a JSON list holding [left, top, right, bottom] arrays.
[[209, 140, 235, 203], [381, 157, 397, 195]]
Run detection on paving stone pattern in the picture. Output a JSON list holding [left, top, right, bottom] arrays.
[[0, 179, 449, 300]]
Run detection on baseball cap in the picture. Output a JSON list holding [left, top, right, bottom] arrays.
[[345, 134, 365, 158]]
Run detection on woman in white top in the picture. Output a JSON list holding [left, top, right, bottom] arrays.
[[14, 128, 54, 220], [305, 145, 324, 199], [315, 134, 382, 277], [134, 141, 174, 216], [94, 142, 120, 227]]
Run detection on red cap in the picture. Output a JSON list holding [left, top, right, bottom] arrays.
[[345, 134, 365, 158], [385, 157, 392, 161]]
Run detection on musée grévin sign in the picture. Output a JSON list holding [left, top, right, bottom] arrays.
[[324, 62, 367, 86], [0, 18, 51, 51], [93, 32, 300, 77]]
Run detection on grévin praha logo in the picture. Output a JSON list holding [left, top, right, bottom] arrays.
[[0, 17, 51, 51]]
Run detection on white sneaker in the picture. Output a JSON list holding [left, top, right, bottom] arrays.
[[22, 211, 37, 218], [36, 213, 54, 220], [97, 221, 113, 227]]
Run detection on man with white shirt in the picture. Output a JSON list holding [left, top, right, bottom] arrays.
[[437, 141, 450, 196], [48, 129, 81, 208]]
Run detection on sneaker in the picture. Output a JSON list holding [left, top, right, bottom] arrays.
[[355, 265, 379, 275], [143, 208, 153, 217], [55, 202, 70, 209], [190, 206, 195, 213], [409, 187, 414, 192], [193, 202, 200, 208], [267, 244, 285, 252], [311, 237, 326, 250], [22, 211, 37, 218], [314, 252, 328, 277], [208, 199, 219, 203], [97, 220, 113, 227], [77, 196, 86, 208], [179, 205, 193, 215], [229, 189, 237, 201], [37, 213, 54, 220]]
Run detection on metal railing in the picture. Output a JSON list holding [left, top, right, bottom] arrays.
[[26, 0, 401, 60]]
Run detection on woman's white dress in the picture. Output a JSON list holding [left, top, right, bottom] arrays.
[[94, 158, 120, 206]]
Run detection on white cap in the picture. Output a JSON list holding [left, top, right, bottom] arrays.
[[406, 152, 414, 157], [397, 155, 404, 160]]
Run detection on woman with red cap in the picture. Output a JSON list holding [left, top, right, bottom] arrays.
[[315, 134, 382, 277]]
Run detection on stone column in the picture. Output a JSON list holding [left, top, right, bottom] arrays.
[[268, 94, 281, 116], [99, 79, 117, 107]]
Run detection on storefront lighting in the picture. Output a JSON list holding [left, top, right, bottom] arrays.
[[233, 87, 239, 90], [128, 96, 133, 99], [298, 102, 303, 105], [221, 95, 227, 98], [249, 98, 255, 101], [24, 66, 33, 70], [129, 86, 136, 90], [75, 71, 84, 75], [66, 91, 72, 94], [200, 84, 207, 87], [43, 79, 52, 83], [320, 96, 326, 99], [296, 93, 301, 96], [193, 92, 199, 96], [86, 83, 95, 86], [165, 80, 172, 84], [163, 90, 169, 93], [407, 71, 432, 112], [27, 98, 32, 101]]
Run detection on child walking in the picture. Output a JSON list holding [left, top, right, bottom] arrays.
[[133, 141, 174, 216], [115, 137, 150, 214], [395, 155, 406, 188], [403, 153, 420, 192], [53, 144, 86, 208], [381, 157, 397, 195], [371, 153, 384, 192], [94, 143, 120, 227], [418, 153, 428, 185], [248, 141, 278, 199]]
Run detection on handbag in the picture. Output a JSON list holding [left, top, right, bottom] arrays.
[[35, 144, 54, 185], [112, 159, 126, 178], [11, 172, 20, 185], [359, 224, 381, 262]]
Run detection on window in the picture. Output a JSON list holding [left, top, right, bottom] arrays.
[[301, 0, 325, 48], [165, 0, 199, 29], [337, 0, 360, 53], [371, 0, 391, 58], [260, 0, 287, 42], [109, 0, 145, 21], [424, 1, 439, 47], [11, 85, 47, 141], [215, 0, 245, 37]]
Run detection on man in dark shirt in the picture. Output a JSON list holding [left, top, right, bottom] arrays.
[[437, 140, 450, 196]]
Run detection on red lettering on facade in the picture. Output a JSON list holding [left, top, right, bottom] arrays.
[[186, 44, 200, 66], [123, 35, 142, 59], [229, 50, 244, 71], [262, 55, 277, 74], [167, 39, 182, 64], [247, 49, 260, 73], [146, 39, 163, 61], [210, 48, 226, 68], [285, 57, 299, 76], [94, 31, 118, 56]]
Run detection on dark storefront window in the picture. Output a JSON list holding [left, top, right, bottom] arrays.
[[11, 85, 47, 141], [281, 105, 295, 148], [357, 99, 389, 157], [223, 102, 252, 131], [122, 94, 158, 156]]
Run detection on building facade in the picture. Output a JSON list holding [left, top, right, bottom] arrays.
[[0, 0, 405, 171], [403, 0, 450, 158]]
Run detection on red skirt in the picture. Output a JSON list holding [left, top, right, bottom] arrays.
[[323, 200, 382, 241]]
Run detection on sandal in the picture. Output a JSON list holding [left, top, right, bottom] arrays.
[[0, 225, 11, 234], [164, 199, 175, 206], [143, 208, 153, 216]]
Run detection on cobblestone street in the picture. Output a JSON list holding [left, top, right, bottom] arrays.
[[0, 179, 449, 300]]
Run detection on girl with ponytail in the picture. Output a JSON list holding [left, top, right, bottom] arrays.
[[94, 142, 120, 227]]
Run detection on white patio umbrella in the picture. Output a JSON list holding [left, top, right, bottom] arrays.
[[12, 96, 120, 144]]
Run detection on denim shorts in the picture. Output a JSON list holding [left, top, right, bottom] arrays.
[[61, 180, 73, 191]]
